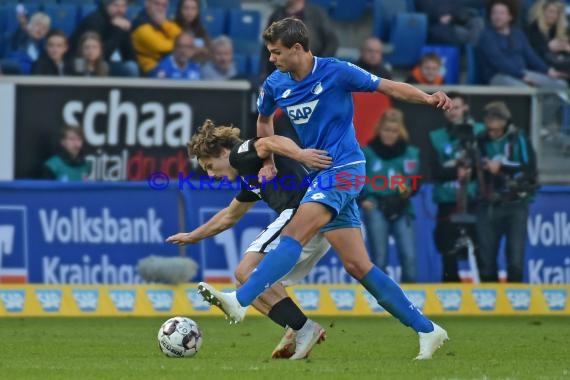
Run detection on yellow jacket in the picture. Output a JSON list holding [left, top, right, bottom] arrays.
[[131, 17, 181, 73]]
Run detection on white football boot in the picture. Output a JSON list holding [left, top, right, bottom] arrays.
[[415, 322, 449, 360], [197, 282, 246, 324], [271, 327, 297, 359], [289, 320, 326, 360]]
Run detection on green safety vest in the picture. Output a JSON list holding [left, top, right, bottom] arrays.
[[44, 155, 91, 181], [429, 123, 485, 204]]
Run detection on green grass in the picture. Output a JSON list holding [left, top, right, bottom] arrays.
[[0, 316, 568, 380]]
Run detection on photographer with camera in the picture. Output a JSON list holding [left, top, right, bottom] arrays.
[[429, 92, 485, 282], [476, 101, 538, 282], [361, 109, 420, 283]]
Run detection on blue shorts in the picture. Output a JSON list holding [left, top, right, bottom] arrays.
[[300, 162, 365, 232]]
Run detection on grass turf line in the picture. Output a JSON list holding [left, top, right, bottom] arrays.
[[0, 316, 568, 380]]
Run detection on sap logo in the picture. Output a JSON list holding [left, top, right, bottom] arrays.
[[329, 289, 355, 311], [310, 193, 326, 200], [72, 289, 98, 312], [436, 289, 462, 311], [471, 289, 497, 311], [0, 290, 25, 312], [362, 290, 384, 312], [506, 289, 531, 311], [146, 289, 173, 312], [542, 289, 567, 311], [404, 290, 426, 311], [311, 82, 323, 95], [35, 289, 62, 312], [293, 289, 320, 310], [186, 289, 210, 311], [109, 289, 136, 312], [0, 225, 14, 256], [286, 100, 319, 125]]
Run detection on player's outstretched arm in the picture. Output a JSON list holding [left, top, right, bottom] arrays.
[[377, 79, 452, 110], [255, 135, 333, 170], [166, 199, 255, 245]]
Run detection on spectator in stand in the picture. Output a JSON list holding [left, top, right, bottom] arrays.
[[174, 0, 210, 62], [406, 53, 445, 85], [152, 32, 201, 79], [9, 12, 51, 73], [355, 37, 393, 80], [527, 0, 570, 74], [42, 126, 91, 181], [477, 0, 567, 129], [417, 0, 484, 45], [360, 109, 419, 283], [201, 36, 237, 80], [32, 29, 74, 76], [74, 32, 109, 77], [260, 0, 338, 78], [70, 0, 138, 77], [131, 0, 182, 75]]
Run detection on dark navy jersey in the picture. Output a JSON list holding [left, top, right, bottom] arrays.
[[229, 139, 310, 213], [257, 57, 381, 167]]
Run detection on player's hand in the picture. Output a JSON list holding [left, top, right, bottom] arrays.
[[427, 91, 452, 111], [297, 149, 332, 170], [485, 160, 502, 175], [258, 163, 277, 182], [166, 233, 198, 245]]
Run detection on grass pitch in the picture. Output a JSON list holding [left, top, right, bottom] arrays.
[[0, 316, 568, 380]]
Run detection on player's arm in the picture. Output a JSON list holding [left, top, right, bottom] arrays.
[[166, 198, 255, 245], [257, 113, 278, 180], [255, 135, 332, 170], [377, 79, 452, 110]]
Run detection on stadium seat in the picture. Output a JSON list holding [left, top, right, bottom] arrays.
[[63, 0, 96, 4], [372, 0, 410, 41], [233, 52, 247, 76], [232, 38, 260, 55], [465, 44, 481, 85], [249, 54, 260, 76], [78, 3, 97, 20], [227, 9, 260, 41], [206, 0, 241, 10], [201, 8, 226, 38], [43, 4, 78, 37], [1, 4, 41, 41], [126, 6, 142, 21], [384, 12, 427, 67], [330, 0, 366, 22], [309, 0, 334, 11], [420, 45, 460, 84]]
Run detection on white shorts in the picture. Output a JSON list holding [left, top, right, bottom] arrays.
[[245, 208, 331, 286]]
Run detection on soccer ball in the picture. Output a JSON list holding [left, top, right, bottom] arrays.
[[157, 316, 203, 358]]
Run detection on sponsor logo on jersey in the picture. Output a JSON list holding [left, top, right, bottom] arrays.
[[281, 89, 292, 98], [146, 289, 173, 312], [286, 100, 319, 125], [471, 289, 497, 311], [329, 289, 355, 310], [505, 289, 531, 311], [310, 193, 326, 200], [436, 289, 462, 311], [237, 140, 250, 154], [35, 289, 62, 312], [109, 289, 136, 312], [311, 82, 323, 95], [292, 289, 320, 310]]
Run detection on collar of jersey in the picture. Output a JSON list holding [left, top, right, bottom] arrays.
[[287, 56, 318, 81]]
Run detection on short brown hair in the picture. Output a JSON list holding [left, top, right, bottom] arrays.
[[262, 17, 310, 51], [420, 52, 442, 66], [60, 125, 84, 140], [375, 108, 410, 141], [487, 0, 518, 23], [187, 119, 242, 161]]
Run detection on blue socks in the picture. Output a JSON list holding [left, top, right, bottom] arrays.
[[360, 266, 434, 333], [236, 236, 303, 306]]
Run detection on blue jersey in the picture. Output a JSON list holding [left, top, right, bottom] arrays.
[[152, 55, 201, 80], [257, 57, 381, 166]]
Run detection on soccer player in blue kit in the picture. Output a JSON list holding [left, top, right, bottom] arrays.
[[199, 18, 453, 360]]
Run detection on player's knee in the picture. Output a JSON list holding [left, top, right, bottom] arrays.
[[343, 259, 373, 280], [234, 263, 252, 284]]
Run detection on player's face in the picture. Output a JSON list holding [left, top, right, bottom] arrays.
[[199, 151, 238, 181], [266, 40, 302, 72]]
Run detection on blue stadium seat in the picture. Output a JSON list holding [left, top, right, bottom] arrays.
[[249, 54, 260, 76], [24, 0, 56, 4], [373, 0, 410, 41], [420, 45, 460, 84], [309, 0, 334, 11], [465, 44, 481, 85], [227, 9, 260, 41], [206, 0, 241, 10], [126, 6, 142, 21], [43, 4, 78, 36], [330, 0, 366, 22], [2, 4, 41, 40], [384, 13, 427, 67], [63, 0, 96, 4], [78, 3, 97, 20], [233, 52, 247, 75], [232, 38, 260, 55], [201, 8, 226, 38]]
